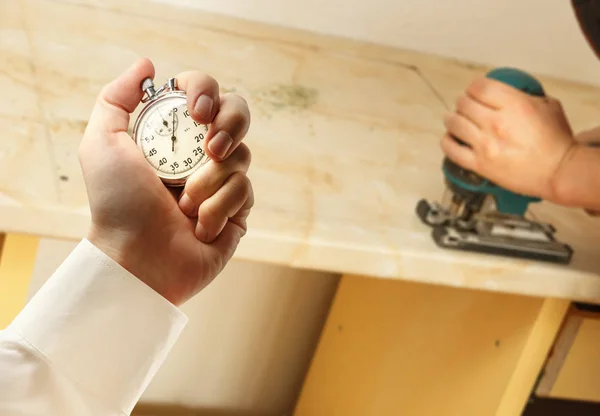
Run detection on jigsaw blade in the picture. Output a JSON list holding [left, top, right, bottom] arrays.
[[430, 221, 573, 264], [416, 199, 573, 264]]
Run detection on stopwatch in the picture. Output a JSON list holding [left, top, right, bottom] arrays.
[[132, 77, 210, 187]]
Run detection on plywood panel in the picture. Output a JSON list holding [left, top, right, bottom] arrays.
[[294, 275, 546, 416], [2, 0, 600, 302]]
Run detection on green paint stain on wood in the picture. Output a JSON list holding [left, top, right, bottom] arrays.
[[257, 84, 318, 111]]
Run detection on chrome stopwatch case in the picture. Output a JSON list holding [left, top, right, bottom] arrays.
[[132, 77, 210, 187]]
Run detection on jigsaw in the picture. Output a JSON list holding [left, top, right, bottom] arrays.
[[416, 67, 573, 264]]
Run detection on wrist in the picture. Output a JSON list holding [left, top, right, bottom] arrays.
[[86, 225, 182, 306], [549, 143, 585, 206]]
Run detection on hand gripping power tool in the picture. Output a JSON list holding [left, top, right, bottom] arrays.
[[416, 68, 573, 264]]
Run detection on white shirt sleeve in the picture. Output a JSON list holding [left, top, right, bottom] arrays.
[[0, 238, 188, 416]]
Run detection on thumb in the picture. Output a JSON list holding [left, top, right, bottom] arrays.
[[86, 57, 155, 136]]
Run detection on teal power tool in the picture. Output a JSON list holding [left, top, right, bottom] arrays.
[[416, 67, 573, 264]]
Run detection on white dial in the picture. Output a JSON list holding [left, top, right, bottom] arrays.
[[133, 93, 209, 186]]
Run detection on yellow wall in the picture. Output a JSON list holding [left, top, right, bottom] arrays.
[[550, 317, 600, 402], [0, 234, 39, 329], [295, 275, 551, 416]]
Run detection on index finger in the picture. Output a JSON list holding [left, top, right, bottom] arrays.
[[205, 94, 251, 161], [466, 76, 530, 110], [175, 71, 221, 124]]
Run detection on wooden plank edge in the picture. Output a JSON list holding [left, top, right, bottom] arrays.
[[495, 298, 571, 416], [535, 305, 583, 396]]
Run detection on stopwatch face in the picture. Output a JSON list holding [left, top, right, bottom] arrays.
[[133, 93, 209, 185]]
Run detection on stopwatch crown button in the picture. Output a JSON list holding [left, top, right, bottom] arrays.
[[141, 77, 155, 92]]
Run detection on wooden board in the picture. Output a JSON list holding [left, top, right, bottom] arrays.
[[2, 0, 600, 302], [293, 275, 550, 416]]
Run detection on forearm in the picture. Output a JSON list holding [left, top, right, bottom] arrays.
[[551, 144, 600, 210]]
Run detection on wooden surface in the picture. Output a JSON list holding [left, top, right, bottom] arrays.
[[294, 275, 546, 416], [2, 0, 600, 301], [0, 234, 39, 329]]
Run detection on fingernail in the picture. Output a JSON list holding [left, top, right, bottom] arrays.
[[179, 193, 196, 217], [194, 95, 214, 121], [208, 131, 233, 159]]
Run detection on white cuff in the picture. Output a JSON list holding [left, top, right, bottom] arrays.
[[9, 238, 188, 415]]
